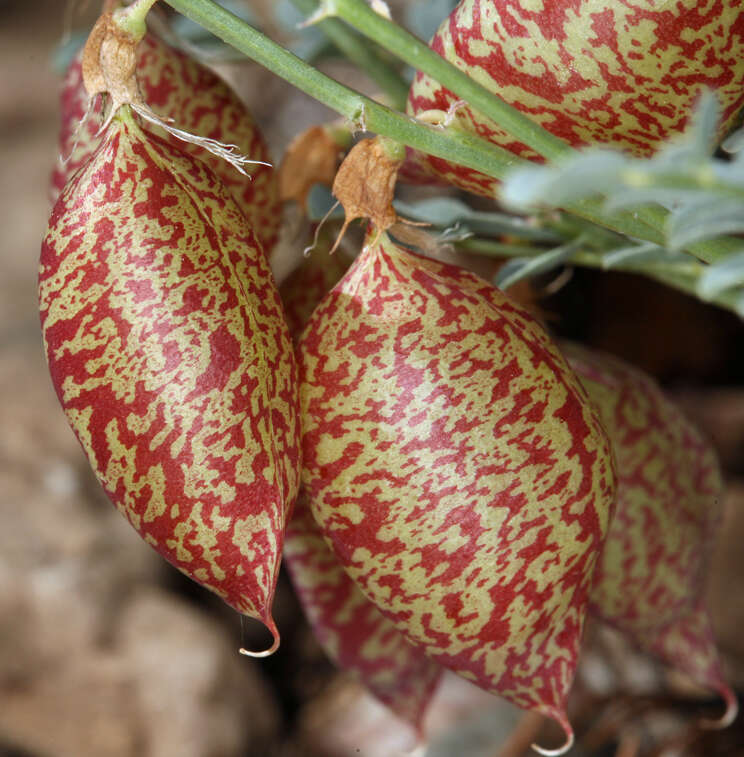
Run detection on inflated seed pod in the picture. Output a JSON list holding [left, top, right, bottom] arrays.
[[281, 240, 441, 731], [564, 343, 737, 726], [285, 494, 443, 731], [299, 231, 616, 750], [39, 107, 300, 642], [406, 0, 744, 196], [52, 32, 280, 252]]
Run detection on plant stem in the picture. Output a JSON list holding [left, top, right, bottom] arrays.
[[162, 0, 736, 267], [458, 237, 744, 316], [162, 0, 517, 179], [568, 198, 666, 247], [458, 238, 702, 276], [160, 0, 658, 241], [114, 0, 161, 37], [327, 0, 570, 162], [288, 0, 409, 109], [323, 0, 736, 263], [456, 238, 704, 296], [622, 171, 744, 201]]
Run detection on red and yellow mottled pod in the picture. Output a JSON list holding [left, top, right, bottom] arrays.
[[299, 231, 616, 744], [279, 245, 441, 733], [39, 108, 300, 640], [565, 343, 737, 725], [284, 494, 443, 732], [51, 33, 280, 252], [282, 244, 441, 732], [406, 0, 744, 196]]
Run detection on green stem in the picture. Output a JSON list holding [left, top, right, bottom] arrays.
[[621, 170, 744, 201], [458, 238, 701, 274], [162, 0, 517, 179], [162, 0, 736, 267], [458, 237, 743, 317], [114, 0, 161, 37], [160, 0, 658, 242], [324, 0, 736, 263], [568, 198, 666, 247], [328, 0, 570, 162], [288, 0, 409, 109]]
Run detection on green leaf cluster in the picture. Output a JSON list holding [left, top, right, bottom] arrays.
[[501, 93, 744, 315]]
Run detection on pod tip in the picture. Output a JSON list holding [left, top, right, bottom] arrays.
[[532, 713, 574, 757], [238, 616, 280, 658], [700, 685, 738, 730]]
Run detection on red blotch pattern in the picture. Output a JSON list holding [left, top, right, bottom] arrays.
[[51, 33, 280, 253], [566, 343, 736, 718], [281, 239, 444, 730], [39, 112, 300, 629], [299, 232, 616, 734], [405, 0, 744, 196], [284, 494, 443, 731]]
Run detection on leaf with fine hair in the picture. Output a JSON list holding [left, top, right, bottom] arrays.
[[394, 197, 561, 242], [697, 251, 744, 300], [667, 200, 744, 250], [494, 239, 583, 290], [501, 151, 627, 210]]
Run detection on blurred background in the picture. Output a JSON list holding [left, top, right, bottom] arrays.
[[1, 1, 743, 755]]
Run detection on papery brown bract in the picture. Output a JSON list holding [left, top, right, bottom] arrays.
[[284, 495, 443, 732], [405, 0, 744, 196], [565, 343, 737, 725], [39, 110, 300, 637], [52, 33, 280, 252], [299, 231, 616, 743]]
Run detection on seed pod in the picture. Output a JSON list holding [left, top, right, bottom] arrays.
[[285, 494, 443, 731], [564, 343, 737, 726], [299, 231, 616, 750], [406, 0, 744, 196], [281, 237, 440, 731], [52, 32, 280, 252], [39, 108, 300, 642]]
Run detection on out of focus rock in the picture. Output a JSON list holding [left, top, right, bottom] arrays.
[[0, 342, 281, 756], [0, 587, 280, 757], [115, 589, 280, 757], [422, 674, 524, 757], [295, 668, 528, 757], [296, 675, 419, 757]]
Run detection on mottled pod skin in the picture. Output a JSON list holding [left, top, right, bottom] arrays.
[[565, 343, 737, 721], [52, 33, 280, 252], [406, 0, 744, 196], [284, 495, 443, 731], [281, 241, 441, 730], [39, 110, 300, 632], [299, 232, 616, 736]]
